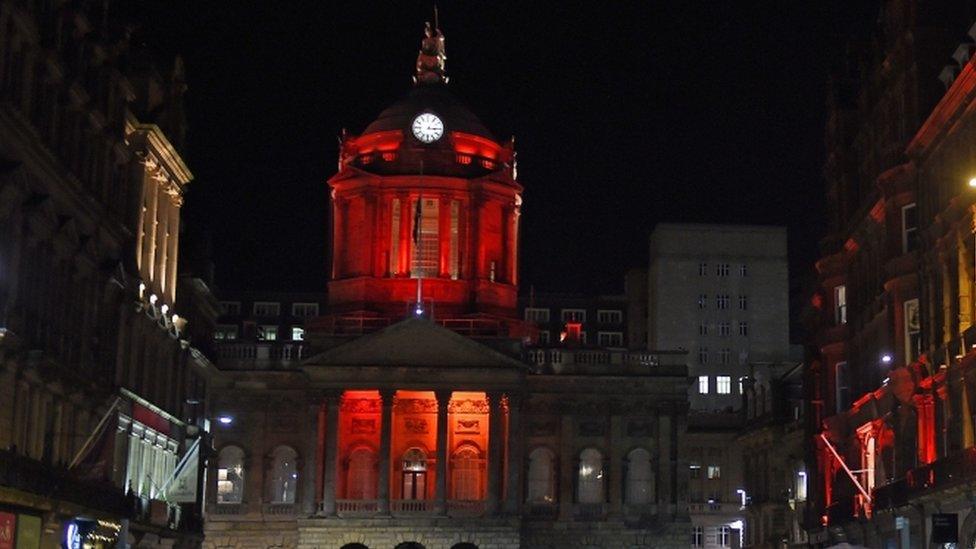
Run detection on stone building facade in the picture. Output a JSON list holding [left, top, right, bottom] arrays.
[[203, 21, 692, 549], [0, 2, 217, 547], [805, 3, 976, 547]]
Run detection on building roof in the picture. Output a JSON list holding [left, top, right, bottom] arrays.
[[361, 84, 495, 141], [304, 317, 526, 369]]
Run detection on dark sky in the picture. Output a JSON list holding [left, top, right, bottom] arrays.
[[129, 1, 878, 295]]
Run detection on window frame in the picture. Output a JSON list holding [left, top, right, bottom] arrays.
[[524, 307, 551, 323], [560, 308, 587, 323], [291, 302, 319, 318], [253, 301, 281, 317], [698, 375, 709, 394], [596, 309, 623, 324], [716, 375, 731, 394]]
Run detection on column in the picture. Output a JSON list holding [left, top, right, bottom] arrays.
[[558, 414, 575, 520], [609, 412, 623, 515], [332, 197, 347, 279], [504, 393, 523, 514], [434, 390, 451, 515], [509, 205, 520, 285], [302, 399, 322, 514], [487, 392, 505, 514], [438, 195, 451, 277], [499, 206, 510, 284], [658, 407, 673, 516], [320, 390, 342, 516], [378, 389, 394, 514]]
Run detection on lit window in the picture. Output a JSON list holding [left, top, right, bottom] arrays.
[[716, 295, 730, 309], [577, 448, 605, 503], [707, 465, 721, 479], [253, 301, 280, 317], [525, 308, 550, 323], [717, 263, 730, 276], [717, 376, 731, 394], [217, 446, 245, 504], [689, 463, 702, 479], [904, 299, 920, 363], [719, 322, 730, 336], [720, 348, 731, 365], [738, 295, 747, 310], [219, 301, 241, 315], [698, 375, 709, 394], [718, 525, 731, 546], [698, 347, 708, 365], [796, 470, 807, 502], [598, 331, 623, 347], [692, 526, 704, 547], [739, 264, 748, 277], [291, 327, 305, 341], [834, 286, 847, 325], [698, 263, 708, 276], [597, 309, 623, 323], [738, 321, 748, 336], [291, 302, 319, 317], [258, 325, 278, 341], [902, 203, 918, 254], [698, 294, 708, 309], [561, 309, 586, 322], [269, 446, 298, 504], [215, 324, 239, 341], [699, 321, 708, 336], [411, 198, 440, 278]]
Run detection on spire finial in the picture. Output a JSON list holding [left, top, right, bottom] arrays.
[[413, 9, 448, 85]]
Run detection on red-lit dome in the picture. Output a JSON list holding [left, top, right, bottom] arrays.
[[363, 85, 495, 142]]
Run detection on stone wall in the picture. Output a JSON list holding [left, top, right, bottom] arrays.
[[521, 519, 690, 549], [204, 520, 300, 549], [297, 517, 520, 549]]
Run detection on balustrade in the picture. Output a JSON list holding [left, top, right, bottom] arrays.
[[336, 499, 381, 516], [391, 499, 436, 514]]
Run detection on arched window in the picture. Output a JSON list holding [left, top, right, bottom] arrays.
[[577, 448, 604, 504], [401, 447, 428, 500], [340, 544, 369, 549], [394, 542, 425, 549], [451, 445, 483, 500], [526, 447, 556, 503], [270, 445, 298, 503], [217, 445, 245, 504], [347, 447, 377, 500], [625, 448, 653, 505]]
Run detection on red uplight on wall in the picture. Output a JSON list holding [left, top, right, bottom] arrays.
[[481, 159, 495, 170], [456, 154, 472, 165], [359, 155, 373, 165], [382, 152, 397, 162]]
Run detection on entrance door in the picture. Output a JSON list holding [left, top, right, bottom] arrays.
[[401, 447, 428, 500]]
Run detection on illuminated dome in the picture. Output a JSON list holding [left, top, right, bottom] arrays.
[[362, 85, 495, 142]]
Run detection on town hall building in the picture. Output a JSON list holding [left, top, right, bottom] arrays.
[[202, 21, 694, 549]]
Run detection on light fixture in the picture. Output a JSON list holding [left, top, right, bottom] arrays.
[[138, 282, 146, 298], [415, 306, 424, 316], [217, 415, 233, 425], [736, 489, 747, 507], [160, 304, 169, 315], [149, 293, 158, 305], [881, 354, 892, 365], [968, 177, 976, 188]]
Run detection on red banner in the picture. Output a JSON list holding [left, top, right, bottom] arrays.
[[132, 402, 171, 435], [0, 512, 16, 549]]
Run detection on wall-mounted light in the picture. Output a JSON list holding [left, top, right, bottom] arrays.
[[160, 304, 169, 315], [149, 293, 158, 305], [881, 354, 892, 365], [217, 415, 233, 426], [138, 282, 146, 298]]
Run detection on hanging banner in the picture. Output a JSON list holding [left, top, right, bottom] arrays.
[[0, 512, 15, 549], [161, 438, 200, 503], [15, 515, 40, 549]]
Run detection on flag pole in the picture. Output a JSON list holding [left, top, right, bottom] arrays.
[[415, 160, 425, 315]]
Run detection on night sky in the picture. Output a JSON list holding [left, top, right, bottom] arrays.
[[128, 1, 879, 295]]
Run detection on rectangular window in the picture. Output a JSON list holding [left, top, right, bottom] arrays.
[[253, 302, 280, 317], [717, 375, 731, 394], [597, 331, 624, 347], [716, 295, 730, 309], [904, 299, 920, 363], [738, 295, 747, 310], [218, 301, 241, 315], [738, 321, 748, 336], [698, 262, 708, 276], [538, 330, 550, 344], [834, 285, 847, 325], [718, 322, 731, 336], [692, 526, 704, 547], [525, 307, 550, 323], [689, 463, 702, 479], [698, 375, 709, 394], [411, 198, 439, 278], [291, 327, 305, 341], [698, 347, 708, 365], [214, 324, 239, 341], [449, 200, 460, 279], [740, 264, 748, 277], [720, 348, 731, 365], [561, 308, 586, 322], [698, 294, 708, 309], [902, 203, 918, 254], [597, 309, 623, 324], [699, 321, 708, 336], [291, 302, 319, 317], [257, 325, 278, 341], [835, 361, 849, 414], [579, 331, 587, 345], [717, 263, 730, 276], [719, 525, 731, 546], [796, 471, 807, 502], [390, 197, 401, 274], [707, 465, 721, 479]]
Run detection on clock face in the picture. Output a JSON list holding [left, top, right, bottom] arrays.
[[412, 113, 444, 143]]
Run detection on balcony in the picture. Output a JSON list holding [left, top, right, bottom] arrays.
[[262, 503, 296, 516], [336, 499, 380, 517], [214, 341, 308, 370], [688, 501, 741, 515], [390, 499, 435, 515], [0, 448, 128, 515], [874, 447, 976, 509], [526, 348, 687, 376]]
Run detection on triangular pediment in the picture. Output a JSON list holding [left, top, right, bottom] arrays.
[[304, 317, 526, 370]]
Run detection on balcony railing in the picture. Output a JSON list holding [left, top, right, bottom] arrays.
[[336, 499, 380, 517], [262, 503, 296, 516], [390, 499, 435, 515], [526, 348, 687, 376], [211, 503, 243, 515], [688, 501, 741, 514], [874, 446, 976, 510], [447, 499, 487, 517], [214, 342, 308, 370]]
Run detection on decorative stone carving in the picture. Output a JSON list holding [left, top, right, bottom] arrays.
[[396, 398, 438, 414], [455, 419, 480, 434], [577, 421, 605, 437], [449, 399, 489, 414], [351, 418, 376, 434], [405, 418, 429, 434], [341, 398, 381, 413]]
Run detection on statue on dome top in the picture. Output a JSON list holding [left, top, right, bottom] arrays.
[[414, 19, 447, 85]]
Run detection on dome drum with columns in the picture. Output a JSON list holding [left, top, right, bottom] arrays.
[[322, 22, 525, 333]]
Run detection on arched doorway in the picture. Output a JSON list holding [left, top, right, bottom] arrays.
[[394, 543, 425, 549], [340, 544, 368, 549], [451, 544, 478, 549], [401, 447, 428, 500]]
